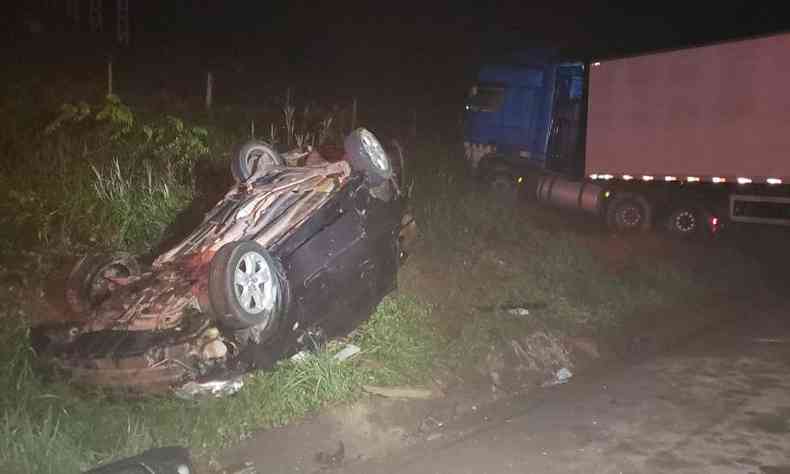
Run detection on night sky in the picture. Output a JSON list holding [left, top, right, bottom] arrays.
[[3, 2, 788, 123]]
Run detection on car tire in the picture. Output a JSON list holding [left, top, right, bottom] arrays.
[[231, 140, 285, 182], [65, 253, 140, 314], [605, 192, 652, 232], [208, 241, 287, 333], [344, 128, 393, 186], [666, 206, 701, 238]]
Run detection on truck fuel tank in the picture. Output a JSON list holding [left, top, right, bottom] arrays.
[[534, 174, 604, 216]]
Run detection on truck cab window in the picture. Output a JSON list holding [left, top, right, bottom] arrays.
[[467, 84, 505, 112]]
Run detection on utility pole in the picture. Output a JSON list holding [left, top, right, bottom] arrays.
[[117, 0, 130, 46], [89, 0, 103, 33]]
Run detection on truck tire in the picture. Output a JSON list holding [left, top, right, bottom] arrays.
[[605, 192, 652, 232], [489, 171, 517, 193], [666, 205, 708, 238]]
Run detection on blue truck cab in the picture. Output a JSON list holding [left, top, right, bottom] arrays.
[[464, 50, 586, 184]]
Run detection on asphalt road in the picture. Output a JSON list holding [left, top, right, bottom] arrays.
[[339, 308, 790, 474]]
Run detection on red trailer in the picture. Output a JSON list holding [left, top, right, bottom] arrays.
[[531, 32, 790, 234]]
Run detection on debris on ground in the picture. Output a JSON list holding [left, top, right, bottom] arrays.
[[481, 329, 574, 392], [289, 343, 361, 364], [174, 376, 245, 400], [362, 385, 441, 400], [85, 446, 192, 474], [541, 367, 573, 387], [566, 336, 601, 360], [334, 343, 361, 361], [504, 307, 530, 317], [314, 441, 345, 468]]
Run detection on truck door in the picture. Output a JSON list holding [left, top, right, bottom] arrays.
[[547, 63, 585, 175]]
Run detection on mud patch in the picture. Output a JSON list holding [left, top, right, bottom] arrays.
[[761, 466, 790, 474], [645, 450, 700, 470], [747, 375, 786, 390], [747, 411, 790, 434]]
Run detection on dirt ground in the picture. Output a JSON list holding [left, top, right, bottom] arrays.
[[335, 303, 790, 474]]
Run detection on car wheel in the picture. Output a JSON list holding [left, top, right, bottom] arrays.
[[344, 128, 393, 185], [231, 140, 284, 182], [605, 193, 652, 232], [666, 206, 701, 238], [65, 253, 140, 314], [208, 241, 287, 333]]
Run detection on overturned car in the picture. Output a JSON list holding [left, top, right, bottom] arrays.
[[33, 128, 403, 392]]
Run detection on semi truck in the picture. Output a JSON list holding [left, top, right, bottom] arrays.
[[464, 32, 790, 236]]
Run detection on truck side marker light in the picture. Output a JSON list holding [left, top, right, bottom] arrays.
[[604, 191, 611, 198], [601, 174, 613, 180], [767, 178, 783, 185], [712, 177, 726, 183], [517, 176, 524, 184], [642, 175, 654, 181], [686, 177, 700, 182], [665, 176, 677, 182], [589, 174, 599, 180], [622, 175, 633, 181], [592, 62, 601, 67], [737, 177, 752, 184]]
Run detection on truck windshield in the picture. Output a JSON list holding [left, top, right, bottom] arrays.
[[467, 84, 505, 112]]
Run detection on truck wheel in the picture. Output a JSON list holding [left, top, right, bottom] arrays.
[[65, 253, 140, 314], [344, 128, 393, 186], [209, 241, 287, 334], [666, 206, 700, 237], [606, 193, 652, 232], [231, 140, 284, 182], [489, 172, 517, 195]]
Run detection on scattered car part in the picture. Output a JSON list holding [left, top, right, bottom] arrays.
[[84, 446, 192, 474], [174, 375, 245, 400]]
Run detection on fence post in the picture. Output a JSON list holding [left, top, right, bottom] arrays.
[[107, 59, 113, 97], [410, 108, 418, 139], [205, 72, 213, 110], [350, 97, 358, 132]]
